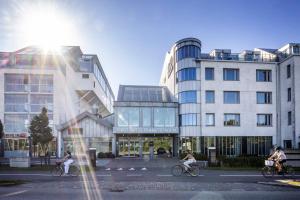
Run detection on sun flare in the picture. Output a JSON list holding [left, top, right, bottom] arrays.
[[18, 4, 75, 51]]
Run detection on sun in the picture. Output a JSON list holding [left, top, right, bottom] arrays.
[[18, 4, 75, 51]]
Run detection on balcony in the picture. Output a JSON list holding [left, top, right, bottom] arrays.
[[199, 53, 277, 62]]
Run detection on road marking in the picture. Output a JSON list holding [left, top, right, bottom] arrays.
[[0, 173, 52, 177], [117, 168, 123, 171], [126, 174, 142, 177], [128, 168, 135, 171], [1, 190, 28, 197], [157, 174, 172, 177], [96, 174, 111, 177], [105, 168, 111, 171], [141, 167, 147, 171]]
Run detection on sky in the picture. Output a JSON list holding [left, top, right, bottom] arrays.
[[1, 0, 300, 96]]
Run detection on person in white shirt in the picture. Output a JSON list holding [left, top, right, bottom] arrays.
[[268, 146, 287, 173], [63, 150, 74, 175], [182, 150, 196, 171]]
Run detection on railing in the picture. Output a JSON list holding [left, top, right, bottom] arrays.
[[30, 104, 53, 112], [5, 84, 29, 92], [5, 104, 28, 112], [199, 53, 277, 62], [30, 84, 53, 93]]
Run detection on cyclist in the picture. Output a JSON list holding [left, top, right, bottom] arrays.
[[63, 150, 74, 175], [268, 146, 287, 173], [182, 150, 196, 171]]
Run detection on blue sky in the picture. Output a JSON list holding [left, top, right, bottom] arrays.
[[1, 0, 300, 96]]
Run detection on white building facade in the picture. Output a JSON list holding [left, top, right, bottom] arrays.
[[0, 46, 114, 157], [160, 38, 300, 156]]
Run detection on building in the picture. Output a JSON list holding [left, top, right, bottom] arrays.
[[160, 38, 300, 156], [113, 85, 179, 157], [0, 46, 114, 157]]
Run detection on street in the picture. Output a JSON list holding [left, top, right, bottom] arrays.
[[1, 168, 299, 200]]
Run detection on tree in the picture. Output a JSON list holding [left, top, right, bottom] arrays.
[[0, 119, 4, 157], [29, 107, 53, 155]]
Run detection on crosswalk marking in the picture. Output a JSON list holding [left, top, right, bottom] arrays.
[[128, 168, 135, 171], [105, 168, 111, 171], [117, 168, 123, 171], [141, 167, 147, 171]]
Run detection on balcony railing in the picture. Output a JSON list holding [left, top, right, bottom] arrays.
[[199, 53, 277, 62]]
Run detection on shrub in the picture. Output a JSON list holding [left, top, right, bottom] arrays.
[[97, 152, 115, 158], [217, 155, 267, 168], [179, 152, 208, 161]]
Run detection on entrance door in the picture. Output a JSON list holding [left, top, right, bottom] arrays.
[[118, 137, 139, 157]]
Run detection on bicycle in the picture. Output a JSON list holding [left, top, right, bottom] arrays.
[[51, 160, 80, 177], [171, 161, 200, 177], [261, 159, 295, 178]]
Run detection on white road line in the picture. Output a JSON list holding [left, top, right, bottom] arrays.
[[96, 174, 111, 177], [1, 190, 28, 197], [157, 174, 172, 177], [126, 174, 142, 177], [0, 173, 52, 177]]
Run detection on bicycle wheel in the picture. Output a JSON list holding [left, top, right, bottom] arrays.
[[69, 165, 80, 177], [171, 165, 183, 176], [189, 166, 200, 177], [284, 166, 295, 179], [51, 166, 63, 177], [261, 166, 274, 178]]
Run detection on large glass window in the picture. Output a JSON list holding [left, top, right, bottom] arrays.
[[205, 91, 215, 103], [93, 63, 107, 93], [176, 45, 200, 61], [30, 94, 53, 112], [5, 74, 29, 92], [257, 114, 272, 126], [154, 108, 175, 127], [206, 113, 215, 126], [179, 114, 197, 126], [205, 68, 214, 80], [178, 91, 197, 103], [30, 75, 53, 93], [117, 107, 140, 127], [4, 114, 28, 132], [224, 114, 240, 126], [257, 92, 272, 104], [5, 94, 28, 112], [223, 68, 239, 81], [224, 91, 240, 104], [176, 68, 196, 82], [256, 70, 272, 82], [142, 108, 151, 127]]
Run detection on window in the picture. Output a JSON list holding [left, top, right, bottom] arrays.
[[287, 65, 291, 78], [179, 114, 197, 126], [257, 92, 272, 104], [5, 94, 28, 112], [154, 108, 175, 127], [224, 91, 240, 104], [205, 91, 215, 103], [176, 45, 201, 61], [256, 70, 272, 82], [224, 114, 240, 126], [288, 88, 291, 102], [176, 68, 196, 82], [257, 114, 272, 126], [284, 140, 292, 149], [223, 68, 239, 81], [117, 107, 139, 127], [178, 91, 197, 103], [293, 46, 300, 54], [142, 108, 151, 127], [205, 68, 214, 80], [206, 113, 215, 126], [288, 111, 292, 125]]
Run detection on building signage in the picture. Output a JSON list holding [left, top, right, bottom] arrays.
[[113, 127, 179, 134]]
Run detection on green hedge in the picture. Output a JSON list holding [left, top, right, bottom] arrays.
[[179, 152, 208, 161], [97, 152, 115, 158], [218, 155, 267, 168]]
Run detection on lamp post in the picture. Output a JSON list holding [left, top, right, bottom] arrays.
[[28, 135, 32, 158]]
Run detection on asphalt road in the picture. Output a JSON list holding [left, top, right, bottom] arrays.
[[0, 169, 299, 200]]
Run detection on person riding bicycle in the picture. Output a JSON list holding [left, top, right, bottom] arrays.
[[63, 150, 74, 175], [268, 146, 287, 173], [182, 150, 196, 171]]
